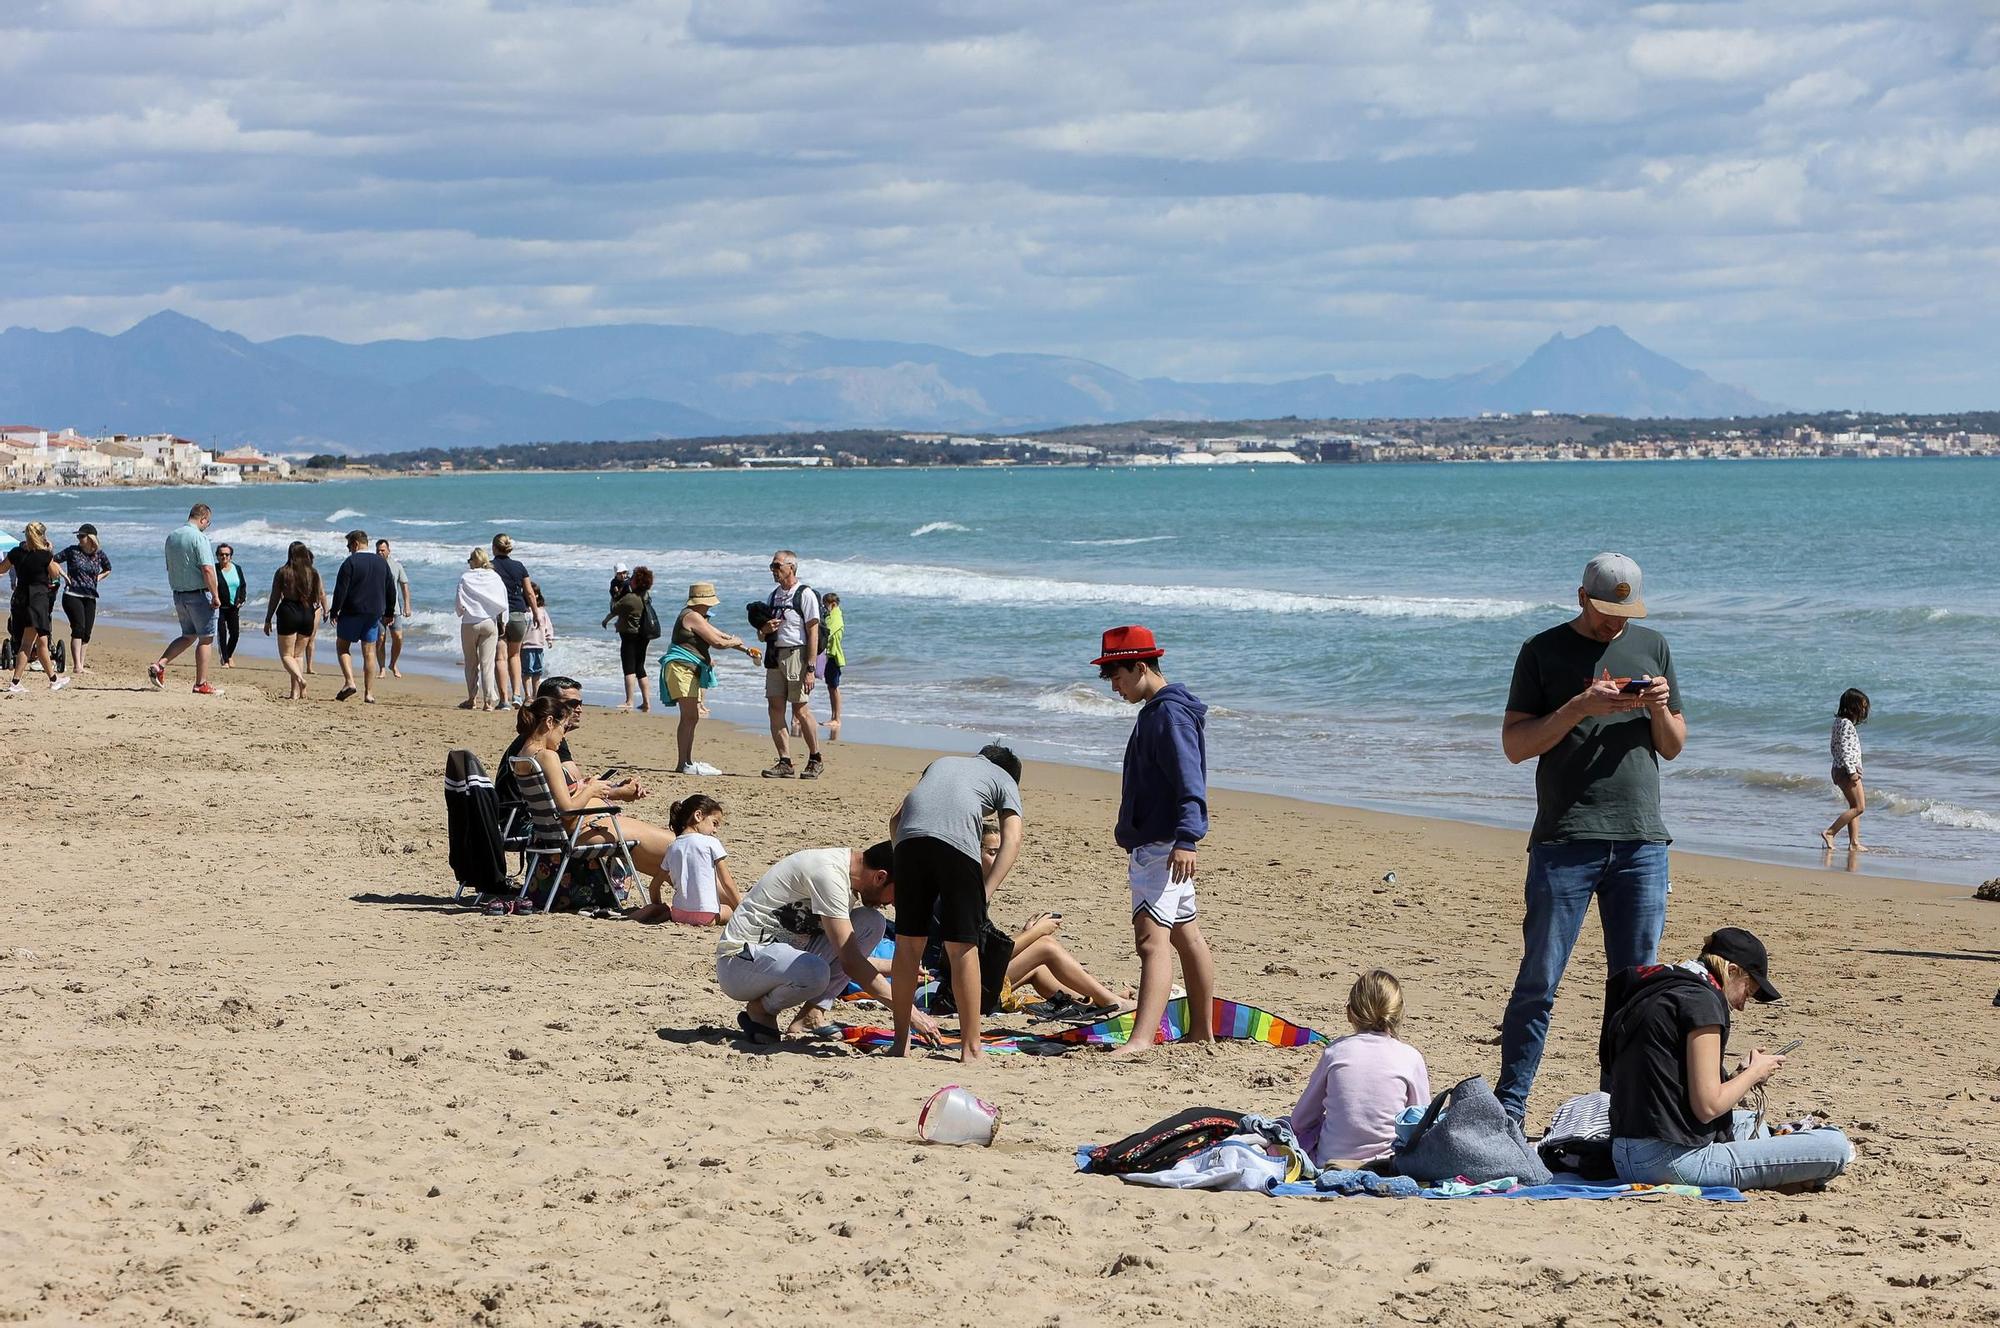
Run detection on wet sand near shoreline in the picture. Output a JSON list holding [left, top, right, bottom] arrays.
[[3, 628, 1997, 1327]]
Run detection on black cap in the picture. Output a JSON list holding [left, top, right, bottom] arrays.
[[1702, 927, 1781, 1002], [76, 522, 97, 537]]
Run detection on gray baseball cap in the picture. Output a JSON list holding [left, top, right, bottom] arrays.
[[1582, 552, 1646, 618]]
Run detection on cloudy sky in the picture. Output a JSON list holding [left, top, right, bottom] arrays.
[[4, 0, 1996, 408]]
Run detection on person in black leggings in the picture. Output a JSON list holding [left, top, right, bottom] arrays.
[[215, 543, 247, 666]]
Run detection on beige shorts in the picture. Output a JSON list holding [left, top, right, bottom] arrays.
[[764, 646, 810, 704]]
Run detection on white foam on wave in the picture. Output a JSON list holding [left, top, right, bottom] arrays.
[[911, 521, 970, 537], [325, 508, 364, 523], [392, 518, 460, 528], [1065, 535, 1176, 547], [1031, 682, 1131, 718], [1876, 792, 2000, 833]]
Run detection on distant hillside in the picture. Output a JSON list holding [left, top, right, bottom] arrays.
[[0, 313, 1776, 452]]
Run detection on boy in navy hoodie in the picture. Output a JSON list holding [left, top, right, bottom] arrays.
[[1093, 625, 1216, 1056]]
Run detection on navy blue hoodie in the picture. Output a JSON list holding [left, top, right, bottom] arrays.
[[1116, 682, 1209, 850]]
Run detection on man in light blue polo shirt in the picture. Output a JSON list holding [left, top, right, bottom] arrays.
[[151, 502, 221, 695]]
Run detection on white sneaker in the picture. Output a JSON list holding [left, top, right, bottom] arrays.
[[688, 761, 723, 777], [49, 677, 69, 693], [5, 682, 23, 694]]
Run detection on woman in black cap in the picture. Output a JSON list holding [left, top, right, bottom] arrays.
[[1602, 927, 1852, 1191], [55, 523, 111, 674]]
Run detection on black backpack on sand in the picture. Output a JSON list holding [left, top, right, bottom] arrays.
[[1082, 1108, 1251, 1176]]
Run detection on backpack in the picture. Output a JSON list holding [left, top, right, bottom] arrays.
[[1082, 1107, 1251, 1176], [639, 593, 662, 641], [753, 583, 812, 669]]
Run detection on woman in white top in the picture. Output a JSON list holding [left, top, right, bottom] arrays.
[[455, 548, 511, 711], [654, 794, 740, 926], [1821, 687, 1871, 852]]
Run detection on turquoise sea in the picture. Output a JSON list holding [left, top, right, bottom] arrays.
[[12, 458, 1997, 884]]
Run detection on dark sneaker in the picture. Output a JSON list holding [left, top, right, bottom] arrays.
[[800, 754, 824, 781], [761, 758, 796, 779]]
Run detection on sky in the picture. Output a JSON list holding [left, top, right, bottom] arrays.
[[3, 0, 1997, 409]]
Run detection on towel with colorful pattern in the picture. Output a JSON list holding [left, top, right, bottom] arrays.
[[833, 997, 1329, 1055]]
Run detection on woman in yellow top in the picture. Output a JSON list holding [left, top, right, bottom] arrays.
[[821, 591, 846, 740]]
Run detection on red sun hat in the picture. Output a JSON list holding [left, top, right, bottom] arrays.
[[1091, 624, 1165, 666]]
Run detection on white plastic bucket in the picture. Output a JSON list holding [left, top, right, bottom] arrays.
[[918, 1085, 1000, 1146]]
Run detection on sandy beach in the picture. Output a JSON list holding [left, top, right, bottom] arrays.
[[4, 626, 1997, 1327]]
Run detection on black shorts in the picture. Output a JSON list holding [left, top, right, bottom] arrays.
[[824, 659, 843, 690], [892, 835, 988, 946], [61, 594, 97, 642], [9, 587, 54, 639], [275, 600, 315, 636], [619, 633, 648, 678]]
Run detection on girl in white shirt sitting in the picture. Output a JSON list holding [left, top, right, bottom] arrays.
[[1289, 970, 1432, 1168], [661, 795, 740, 925]]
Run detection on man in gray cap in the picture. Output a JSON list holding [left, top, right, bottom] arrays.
[[1495, 552, 1686, 1123]]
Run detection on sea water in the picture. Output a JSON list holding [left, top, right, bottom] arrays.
[[15, 458, 1996, 884]]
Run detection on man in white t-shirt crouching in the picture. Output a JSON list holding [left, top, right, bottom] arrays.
[[715, 843, 940, 1045]]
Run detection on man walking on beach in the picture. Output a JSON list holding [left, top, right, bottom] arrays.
[[373, 538, 412, 678], [887, 745, 1026, 1062], [758, 550, 824, 780], [1497, 552, 1685, 1123], [715, 843, 940, 1046], [1096, 625, 1216, 1058], [149, 503, 221, 696], [329, 530, 394, 703]]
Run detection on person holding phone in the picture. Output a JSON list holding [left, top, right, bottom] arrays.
[[1604, 928, 1852, 1191], [1495, 553, 1687, 1124]]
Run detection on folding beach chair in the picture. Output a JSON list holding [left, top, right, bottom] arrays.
[[505, 754, 643, 913], [444, 748, 517, 902]]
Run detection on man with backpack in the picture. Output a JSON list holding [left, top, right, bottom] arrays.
[[758, 549, 824, 779]]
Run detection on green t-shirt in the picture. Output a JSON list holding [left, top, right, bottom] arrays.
[[164, 522, 214, 594], [1506, 620, 1682, 845]]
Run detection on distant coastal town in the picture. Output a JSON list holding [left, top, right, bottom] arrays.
[[3, 411, 1995, 490]]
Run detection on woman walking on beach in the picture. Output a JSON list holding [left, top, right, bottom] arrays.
[[1822, 688, 1870, 852], [54, 523, 110, 674], [664, 581, 759, 774], [454, 548, 509, 711], [2, 522, 69, 694], [602, 565, 656, 712], [262, 541, 321, 700], [214, 544, 247, 667], [490, 534, 541, 708]]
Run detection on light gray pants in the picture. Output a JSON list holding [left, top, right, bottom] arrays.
[[715, 908, 886, 1016], [460, 618, 501, 706]]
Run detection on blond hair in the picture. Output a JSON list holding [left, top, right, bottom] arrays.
[[1698, 953, 1732, 988], [467, 547, 491, 568], [20, 521, 51, 553], [1346, 969, 1404, 1036], [492, 533, 514, 555]]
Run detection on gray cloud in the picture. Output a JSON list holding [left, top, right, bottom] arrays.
[[2, 0, 1995, 407]]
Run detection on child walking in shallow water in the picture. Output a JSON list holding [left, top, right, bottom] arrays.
[[1822, 688, 1870, 852], [1289, 971, 1431, 1168]]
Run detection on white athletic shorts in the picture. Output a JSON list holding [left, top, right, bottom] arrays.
[[1128, 841, 1197, 927]]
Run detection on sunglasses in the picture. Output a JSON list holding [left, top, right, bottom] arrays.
[[769, 562, 789, 570]]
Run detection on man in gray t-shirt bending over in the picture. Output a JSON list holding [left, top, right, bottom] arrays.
[[887, 745, 1025, 1063]]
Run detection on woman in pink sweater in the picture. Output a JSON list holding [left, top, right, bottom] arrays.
[[1290, 970, 1431, 1167]]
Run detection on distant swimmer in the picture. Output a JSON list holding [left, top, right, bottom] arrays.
[[1821, 688, 1870, 855]]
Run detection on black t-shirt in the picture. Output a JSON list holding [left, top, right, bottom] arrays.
[[1506, 620, 1681, 844], [7, 546, 56, 598], [1607, 968, 1733, 1148], [493, 556, 531, 612]]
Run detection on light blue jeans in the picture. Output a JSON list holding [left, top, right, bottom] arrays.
[[715, 908, 885, 1015], [1614, 1112, 1855, 1190], [1498, 840, 1670, 1120]]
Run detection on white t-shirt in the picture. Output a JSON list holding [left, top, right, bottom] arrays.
[[716, 847, 856, 958], [768, 582, 821, 649], [665, 832, 727, 915]]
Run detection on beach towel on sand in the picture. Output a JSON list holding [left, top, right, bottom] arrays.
[[833, 996, 1330, 1056], [1071, 1145, 1746, 1202]]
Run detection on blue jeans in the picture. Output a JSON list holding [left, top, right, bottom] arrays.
[[1614, 1113, 1854, 1190], [1497, 839, 1669, 1120]]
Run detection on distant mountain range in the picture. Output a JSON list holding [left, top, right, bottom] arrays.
[[0, 311, 1776, 452]]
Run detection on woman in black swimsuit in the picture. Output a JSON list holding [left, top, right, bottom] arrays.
[[263, 541, 321, 699], [3, 522, 68, 694]]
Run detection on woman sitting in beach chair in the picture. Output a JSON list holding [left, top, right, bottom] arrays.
[[506, 695, 678, 910]]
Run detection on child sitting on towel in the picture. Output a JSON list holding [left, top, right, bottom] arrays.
[[658, 794, 739, 926], [1289, 970, 1431, 1168]]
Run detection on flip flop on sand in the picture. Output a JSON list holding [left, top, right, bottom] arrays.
[[335, 687, 357, 702], [735, 1012, 782, 1045]]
